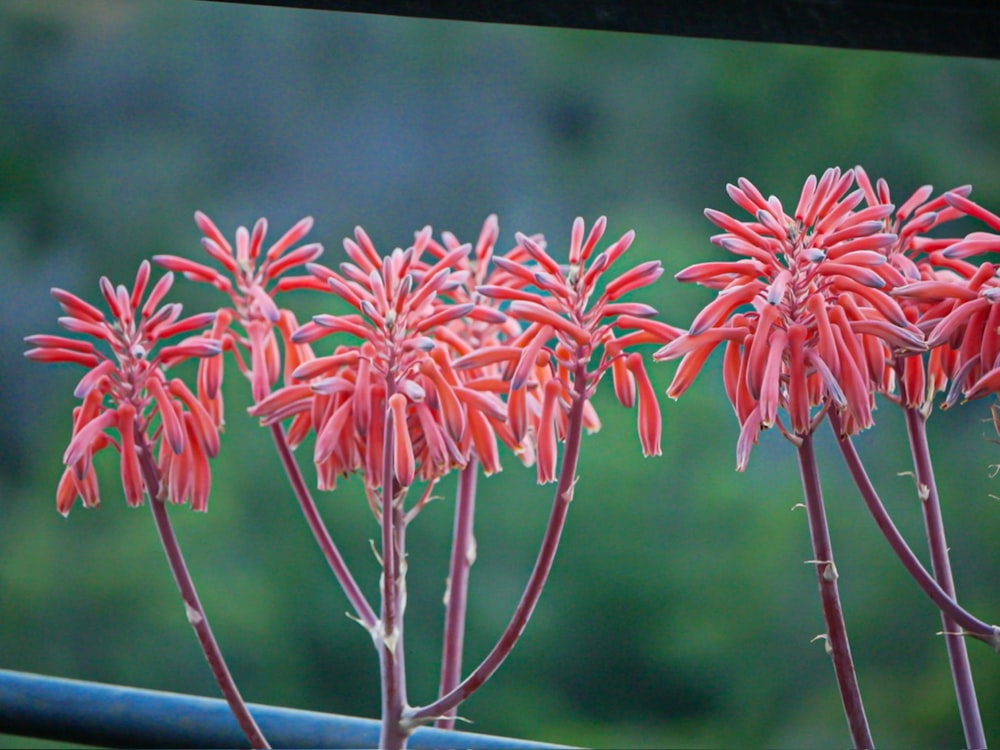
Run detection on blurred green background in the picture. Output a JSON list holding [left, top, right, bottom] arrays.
[[2, 1, 1000, 747]]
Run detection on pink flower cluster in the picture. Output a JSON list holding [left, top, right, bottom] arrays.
[[658, 166, 1000, 468], [29, 213, 668, 515], [25, 262, 222, 513], [249, 216, 668, 506]]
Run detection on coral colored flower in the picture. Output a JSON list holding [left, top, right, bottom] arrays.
[[25, 261, 222, 514], [892, 191, 1000, 405], [476, 216, 673, 481], [422, 215, 542, 474], [250, 224, 509, 505], [851, 167, 980, 409], [657, 168, 926, 470], [155, 212, 323, 408]]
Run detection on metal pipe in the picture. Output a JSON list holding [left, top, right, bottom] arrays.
[[0, 669, 569, 749]]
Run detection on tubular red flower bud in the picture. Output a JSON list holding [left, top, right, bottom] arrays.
[[510, 324, 553, 391], [508, 301, 592, 346], [292, 350, 361, 380], [627, 353, 661, 456], [536, 379, 562, 484], [421, 359, 466, 440], [153, 255, 229, 287], [147, 375, 185, 455], [24, 347, 101, 368], [265, 216, 315, 261], [603, 261, 664, 302], [116, 405, 145, 508], [63, 409, 117, 468], [72, 359, 117, 399], [688, 282, 765, 337], [469, 408, 502, 476], [168, 378, 221, 458], [388, 393, 415, 487]]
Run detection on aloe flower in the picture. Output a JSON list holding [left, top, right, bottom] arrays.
[[471, 216, 674, 481], [25, 260, 268, 747], [420, 215, 540, 475], [654, 169, 919, 748], [250, 224, 508, 499], [25, 261, 222, 514], [851, 167, 976, 409], [894, 192, 1000, 404], [657, 167, 925, 469], [850, 172, 1000, 750], [154, 211, 323, 408], [399, 216, 668, 745]]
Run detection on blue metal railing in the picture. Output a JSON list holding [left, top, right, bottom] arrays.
[[0, 669, 569, 749]]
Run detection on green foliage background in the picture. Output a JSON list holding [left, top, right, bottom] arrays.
[[2, 2, 1000, 747]]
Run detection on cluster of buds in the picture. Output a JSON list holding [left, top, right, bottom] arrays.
[[25, 261, 222, 513], [657, 166, 1000, 469], [31, 213, 667, 516], [249, 215, 669, 510]]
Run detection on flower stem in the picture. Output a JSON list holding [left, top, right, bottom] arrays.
[[901, 405, 986, 749], [796, 431, 873, 750], [379, 395, 409, 750], [404, 366, 588, 727], [137, 433, 270, 749], [829, 411, 999, 645], [268, 423, 378, 631], [436, 459, 478, 730]]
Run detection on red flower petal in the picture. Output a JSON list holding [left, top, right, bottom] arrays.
[[627, 353, 661, 457]]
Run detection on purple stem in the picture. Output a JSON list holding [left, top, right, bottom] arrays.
[[436, 459, 479, 731], [136, 432, 270, 749], [796, 431, 873, 750], [403, 365, 588, 728], [378, 389, 409, 750], [829, 411, 999, 646], [268, 423, 378, 631], [900, 405, 986, 749]]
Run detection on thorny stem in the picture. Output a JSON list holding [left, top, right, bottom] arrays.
[[829, 411, 1000, 646], [136, 430, 270, 749], [436, 459, 479, 731], [269, 423, 378, 631], [900, 404, 986, 749], [379, 379, 409, 750], [404, 362, 589, 727], [796, 432, 873, 750]]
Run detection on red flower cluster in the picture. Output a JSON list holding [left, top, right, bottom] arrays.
[[471, 217, 674, 479], [248, 216, 668, 503], [25, 262, 222, 513], [251, 220, 512, 498], [154, 212, 323, 414], [30, 213, 666, 516], [890, 189, 1000, 405], [657, 167, 927, 469]]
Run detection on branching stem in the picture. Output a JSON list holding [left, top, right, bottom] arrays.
[[404, 363, 588, 727], [829, 411, 999, 647]]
